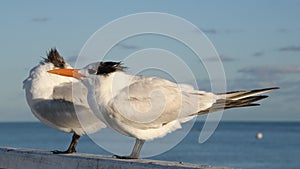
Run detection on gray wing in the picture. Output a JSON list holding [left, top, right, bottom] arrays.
[[35, 82, 105, 134], [32, 98, 82, 129], [53, 82, 89, 106]]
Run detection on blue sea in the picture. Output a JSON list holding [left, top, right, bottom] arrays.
[[0, 121, 299, 169]]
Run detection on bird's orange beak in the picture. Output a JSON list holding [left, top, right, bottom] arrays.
[[47, 69, 85, 79]]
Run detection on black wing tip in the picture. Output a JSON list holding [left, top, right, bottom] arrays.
[[260, 87, 280, 91], [248, 103, 261, 107], [248, 87, 280, 94], [222, 87, 280, 95], [239, 95, 269, 102]]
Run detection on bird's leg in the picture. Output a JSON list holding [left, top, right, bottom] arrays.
[[129, 138, 145, 158], [66, 133, 80, 153], [52, 133, 80, 154], [113, 138, 145, 159]]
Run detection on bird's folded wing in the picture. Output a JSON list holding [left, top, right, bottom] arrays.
[[109, 77, 216, 129], [53, 82, 89, 107]]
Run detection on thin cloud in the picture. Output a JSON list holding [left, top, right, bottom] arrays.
[[278, 45, 300, 52], [237, 65, 300, 88], [116, 43, 140, 50], [229, 77, 300, 104], [202, 29, 217, 35], [195, 28, 243, 35], [224, 29, 243, 34], [227, 77, 278, 90], [278, 28, 289, 33], [276, 80, 300, 103], [31, 17, 51, 23], [253, 51, 264, 57], [239, 65, 300, 75], [204, 55, 235, 62], [229, 65, 300, 109], [277, 28, 300, 33]]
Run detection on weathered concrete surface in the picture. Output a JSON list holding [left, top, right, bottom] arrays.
[[0, 147, 235, 169]]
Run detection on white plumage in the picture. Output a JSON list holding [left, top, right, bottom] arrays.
[[23, 49, 105, 153], [91, 71, 214, 140], [48, 61, 278, 158]]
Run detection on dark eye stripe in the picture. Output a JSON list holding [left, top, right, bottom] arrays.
[[88, 69, 96, 74]]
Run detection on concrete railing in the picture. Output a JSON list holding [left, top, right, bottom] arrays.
[[0, 147, 234, 169]]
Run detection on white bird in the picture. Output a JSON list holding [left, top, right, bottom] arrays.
[[48, 61, 278, 158], [23, 49, 106, 154]]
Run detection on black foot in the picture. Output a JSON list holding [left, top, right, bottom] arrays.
[[52, 149, 76, 154], [52, 133, 80, 154], [112, 155, 138, 159]]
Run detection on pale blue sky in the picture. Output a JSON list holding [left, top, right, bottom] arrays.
[[0, 0, 299, 121]]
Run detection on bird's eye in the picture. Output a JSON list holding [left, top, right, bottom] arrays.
[[88, 69, 96, 74]]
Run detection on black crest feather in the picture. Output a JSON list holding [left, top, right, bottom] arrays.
[[43, 48, 66, 68], [96, 61, 126, 75]]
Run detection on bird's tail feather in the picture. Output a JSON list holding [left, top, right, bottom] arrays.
[[195, 87, 279, 115]]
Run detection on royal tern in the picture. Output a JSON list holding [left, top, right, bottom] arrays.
[[48, 61, 278, 158], [23, 49, 105, 154]]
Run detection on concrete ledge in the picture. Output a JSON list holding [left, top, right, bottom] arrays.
[[0, 147, 234, 169]]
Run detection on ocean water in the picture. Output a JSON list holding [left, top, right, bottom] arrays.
[[0, 121, 299, 169]]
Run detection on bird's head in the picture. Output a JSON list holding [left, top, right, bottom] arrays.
[[96, 61, 126, 75], [47, 61, 126, 79]]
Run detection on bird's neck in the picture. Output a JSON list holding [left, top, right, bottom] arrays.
[[95, 71, 132, 104]]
